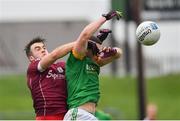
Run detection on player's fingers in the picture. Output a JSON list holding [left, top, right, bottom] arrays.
[[107, 47, 112, 52], [103, 47, 111, 52], [116, 11, 123, 20], [102, 46, 108, 51]]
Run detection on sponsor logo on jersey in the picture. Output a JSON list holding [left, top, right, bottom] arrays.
[[86, 64, 98, 74], [46, 69, 65, 80]]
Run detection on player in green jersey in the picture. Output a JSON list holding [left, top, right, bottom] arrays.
[[63, 10, 123, 120]]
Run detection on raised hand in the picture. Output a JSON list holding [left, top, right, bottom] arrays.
[[97, 29, 112, 44], [102, 10, 123, 20], [98, 47, 117, 58]]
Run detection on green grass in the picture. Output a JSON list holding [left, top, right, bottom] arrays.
[[98, 76, 138, 119], [0, 74, 180, 119], [98, 74, 180, 120], [0, 75, 34, 119], [146, 74, 180, 120]]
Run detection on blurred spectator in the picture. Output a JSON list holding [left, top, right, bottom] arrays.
[[144, 103, 158, 120]]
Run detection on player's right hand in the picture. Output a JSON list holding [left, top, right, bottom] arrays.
[[99, 29, 112, 34], [97, 29, 112, 44], [102, 10, 123, 20]]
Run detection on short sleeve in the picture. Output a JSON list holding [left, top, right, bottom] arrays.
[[72, 49, 85, 60]]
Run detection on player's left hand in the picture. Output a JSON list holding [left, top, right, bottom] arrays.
[[102, 10, 123, 20], [98, 47, 117, 58]]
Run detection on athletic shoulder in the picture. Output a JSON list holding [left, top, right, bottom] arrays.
[[56, 61, 66, 69], [72, 49, 85, 60], [28, 60, 40, 73]]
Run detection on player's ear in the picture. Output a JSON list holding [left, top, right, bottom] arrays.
[[29, 55, 35, 61]]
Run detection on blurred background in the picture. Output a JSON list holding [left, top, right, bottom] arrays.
[[0, 0, 180, 120]]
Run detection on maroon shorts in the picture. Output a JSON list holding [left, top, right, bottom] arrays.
[[36, 114, 65, 120]]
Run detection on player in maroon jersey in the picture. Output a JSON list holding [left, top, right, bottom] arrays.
[[24, 27, 114, 120], [24, 37, 75, 120]]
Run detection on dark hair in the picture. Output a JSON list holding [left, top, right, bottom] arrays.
[[88, 36, 101, 55], [24, 37, 46, 57]]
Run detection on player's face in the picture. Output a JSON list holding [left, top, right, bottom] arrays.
[[29, 42, 48, 61]]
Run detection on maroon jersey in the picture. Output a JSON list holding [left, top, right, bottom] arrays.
[[27, 60, 67, 116]]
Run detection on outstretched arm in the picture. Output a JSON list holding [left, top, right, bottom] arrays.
[[73, 17, 106, 59], [73, 11, 122, 60], [96, 47, 123, 67], [39, 42, 75, 71]]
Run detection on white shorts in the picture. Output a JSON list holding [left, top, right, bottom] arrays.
[[63, 108, 98, 120]]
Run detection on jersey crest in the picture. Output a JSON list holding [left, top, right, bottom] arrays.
[[57, 67, 64, 73]]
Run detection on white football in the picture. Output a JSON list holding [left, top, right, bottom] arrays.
[[136, 21, 160, 46]]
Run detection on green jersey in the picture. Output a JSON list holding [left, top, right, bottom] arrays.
[[66, 52, 100, 109]]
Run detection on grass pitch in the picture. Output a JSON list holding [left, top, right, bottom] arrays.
[[0, 74, 180, 119]]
